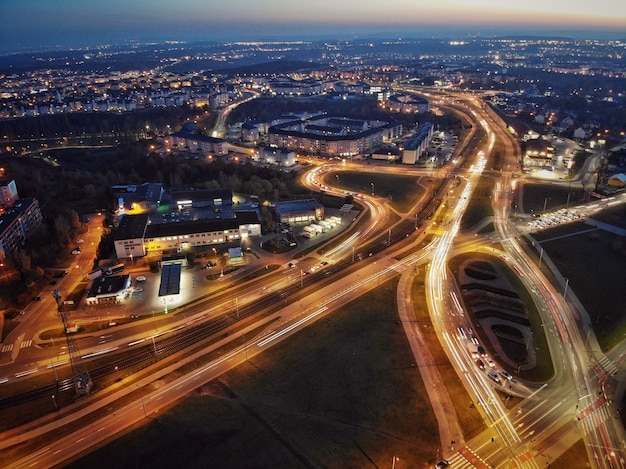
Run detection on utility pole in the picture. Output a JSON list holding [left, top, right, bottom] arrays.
[[53, 290, 93, 398]]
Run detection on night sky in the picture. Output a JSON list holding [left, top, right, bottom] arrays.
[[0, 0, 625, 53]]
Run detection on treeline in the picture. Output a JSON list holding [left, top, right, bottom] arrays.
[[0, 107, 201, 143]]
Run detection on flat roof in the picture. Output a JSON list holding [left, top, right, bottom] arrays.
[[87, 275, 130, 298], [276, 199, 323, 214], [159, 263, 181, 297]]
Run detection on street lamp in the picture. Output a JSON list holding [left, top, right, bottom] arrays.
[[370, 182, 374, 196]]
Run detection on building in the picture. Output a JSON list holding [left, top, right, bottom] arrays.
[[112, 213, 149, 260], [169, 131, 228, 156], [0, 179, 19, 208], [607, 173, 626, 188], [274, 199, 324, 224], [382, 94, 430, 114], [255, 147, 297, 167], [112, 183, 164, 212], [85, 275, 131, 305], [402, 122, 434, 164], [112, 187, 262, 259], [0, 198, 43, 260], [113, 211, 262, 259], [522, 139, 555, 169], [170, 188, 233, 210], [268, 114, 402, 158]]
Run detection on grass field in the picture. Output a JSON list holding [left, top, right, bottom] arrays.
[[588, 202, 626, 230], [326, 170, 425, 213], [521, 182, 586, 214], [532, 221, 626, 351], [68, 279, 444, 469]]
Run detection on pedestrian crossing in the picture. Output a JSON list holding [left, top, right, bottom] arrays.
[[444, 445, 541, 469], [597, 355, 618, 377], [445, 446, 490, 469], [579, 404, 612, 435], [0, 339, 32, 353]]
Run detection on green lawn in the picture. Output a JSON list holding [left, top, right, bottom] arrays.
[[69, 280, 443, 469], [521, 182, 585, 214], [533, 222, 626, 351], [327, 170, 426, 213]]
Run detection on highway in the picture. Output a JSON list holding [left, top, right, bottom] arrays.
[[2, 88, 625, 468]]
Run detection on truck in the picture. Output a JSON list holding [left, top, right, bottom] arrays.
[[302, 226, 317, 238], [105, 263, 125, 276], [318, 220, 331, 231], [310, 223, 324, 233]]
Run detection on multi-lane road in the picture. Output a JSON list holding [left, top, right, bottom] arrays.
[[1, 88, 625, 468]]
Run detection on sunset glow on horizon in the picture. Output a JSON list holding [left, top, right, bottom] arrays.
[[1, 0, 624, 52]]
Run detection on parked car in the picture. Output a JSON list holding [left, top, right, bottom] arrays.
[[475, 359, 485, 370], [33, 296, 42, 301], [136, 275, 147, 282], [71, 248, 81, 255]]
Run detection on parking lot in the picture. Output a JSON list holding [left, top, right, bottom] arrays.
[[527, 208, 585, 231]]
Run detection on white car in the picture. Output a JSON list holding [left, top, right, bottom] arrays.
[[136, 276, 147, 282], [485, 357, 496, 367]]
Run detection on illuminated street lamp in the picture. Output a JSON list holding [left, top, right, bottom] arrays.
[[370, 182, 374, 196]]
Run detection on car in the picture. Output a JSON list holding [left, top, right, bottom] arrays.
[[475, 359, 485, 370], [320, 261, 328, 266], [499, 369, 513, 381], [287, 262, 296, 268], [136, 276, 147, 282], [436, 460, 450, 468], [134, 287, 143, 292], [33, 296, 42, 301], [71, 248, 81, 255], [485, 357, 496, 368], [76, 238, 84, 244], [477, 345, 488, 357], [487, 369, 501, 383], [49, 280, 57, 285]]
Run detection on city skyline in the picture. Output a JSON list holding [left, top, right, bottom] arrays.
[[1, 0, 625, 53]]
